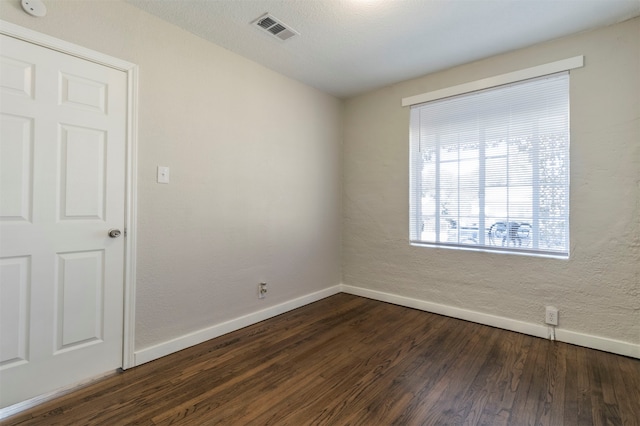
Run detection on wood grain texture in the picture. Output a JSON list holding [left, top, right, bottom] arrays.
[[3, 294, 639, 425]]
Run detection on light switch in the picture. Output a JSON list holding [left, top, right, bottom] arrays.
[[157, 166, 170, 184]]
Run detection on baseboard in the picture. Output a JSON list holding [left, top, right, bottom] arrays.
[[553, 328, 640, 359], [135, 283, 638, 367], [0, 370, 118, 420], [134, 285, 342, 366], [340, 284, 640, 359]]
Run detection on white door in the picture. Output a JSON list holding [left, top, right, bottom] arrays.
[[0, 34, 127, 408]]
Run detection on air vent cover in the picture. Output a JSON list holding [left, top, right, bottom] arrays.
[[252, 13, 299, 41]]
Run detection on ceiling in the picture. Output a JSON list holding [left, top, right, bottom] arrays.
[[126, 0, 640, 98]]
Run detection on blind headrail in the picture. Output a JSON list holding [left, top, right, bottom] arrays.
[[401, 56, 583, 107]]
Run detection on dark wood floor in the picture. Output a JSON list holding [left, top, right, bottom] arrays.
[[3, 294, 639, 425]]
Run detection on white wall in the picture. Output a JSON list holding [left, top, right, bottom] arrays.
[[0, 0, 343, 354], [343, 17, 639, 352]]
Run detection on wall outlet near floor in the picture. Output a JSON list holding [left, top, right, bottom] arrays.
[[545, 306, 559, 326], [258, 282, 268, 299]]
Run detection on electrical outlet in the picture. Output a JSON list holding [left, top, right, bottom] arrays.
[[258, 282, 267, 299], [545, 306, 558, 326]]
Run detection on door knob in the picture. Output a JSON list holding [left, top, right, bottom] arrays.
[[108, 229, 122, 238]]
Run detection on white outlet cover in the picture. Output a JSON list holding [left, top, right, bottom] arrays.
[[545, 306, 558, 325]]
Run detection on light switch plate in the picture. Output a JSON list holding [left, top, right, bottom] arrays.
[[157, 166, 170, 184]]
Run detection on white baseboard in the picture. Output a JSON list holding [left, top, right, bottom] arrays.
[[553, 328, 639, 359], [0, 370, 117, 420], [134, 285, 342, 366], [340, 284, 640, 359], [135, 283, 638, 367]]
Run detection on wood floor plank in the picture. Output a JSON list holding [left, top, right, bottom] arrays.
[[546, 341, 567, 426], [575, 344, 596, 425], [613, 353, 640, 425], [562, 343, 580, 426], [2, 293, 638, 426], [509, 336, 551, 425], [477, 331, 531, 426]]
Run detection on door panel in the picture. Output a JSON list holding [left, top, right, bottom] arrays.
[[60, 72, 107, 114], [59, 125, 106, 220], [56, 250, 104, 351], [0, 256, 30, 369], [0, 56, 34, 98], [0, 34, 127, 408], [0, 114, 33, 221]]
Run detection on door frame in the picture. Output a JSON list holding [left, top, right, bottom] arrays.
[[0, 20, 138, 370]]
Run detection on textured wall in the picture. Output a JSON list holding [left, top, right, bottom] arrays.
[[343, 17, 639, 345], [0, 0, 343, 350]]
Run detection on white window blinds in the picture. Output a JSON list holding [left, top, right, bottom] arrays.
[[409, 72, 570, 257]]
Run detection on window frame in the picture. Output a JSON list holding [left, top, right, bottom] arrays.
[[403, 57, 583, 258]]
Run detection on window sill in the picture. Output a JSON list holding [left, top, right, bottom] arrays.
[[410, 241, 569, 260]]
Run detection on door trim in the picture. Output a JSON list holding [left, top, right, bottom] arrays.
[[0, 20, 138, 369]]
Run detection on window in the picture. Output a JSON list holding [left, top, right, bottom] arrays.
[[409, 71, 570, 257]]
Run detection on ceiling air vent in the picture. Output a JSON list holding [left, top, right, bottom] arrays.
[[252, 13, 299, 41]]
